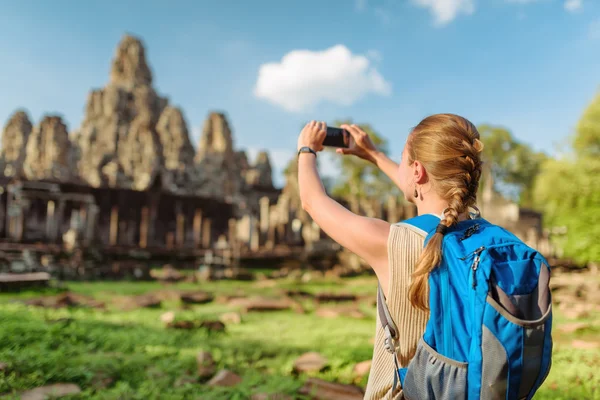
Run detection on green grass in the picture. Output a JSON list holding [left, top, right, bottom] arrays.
[[0, 277, 598, 399]]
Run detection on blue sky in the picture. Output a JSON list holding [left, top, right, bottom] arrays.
[[1, 0, 599, 186]]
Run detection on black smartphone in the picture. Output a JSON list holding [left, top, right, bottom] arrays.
[[323, 127, 349, 148]]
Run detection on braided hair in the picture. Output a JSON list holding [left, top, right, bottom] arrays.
[[407, 114, 484, 311]]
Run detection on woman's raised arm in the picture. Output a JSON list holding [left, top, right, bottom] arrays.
[[297, 121, 391, 288]]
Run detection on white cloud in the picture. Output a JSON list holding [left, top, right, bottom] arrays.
[[564, 0, 582, 12], [254, 45, 391, 113], [410, 0, 475, 26]]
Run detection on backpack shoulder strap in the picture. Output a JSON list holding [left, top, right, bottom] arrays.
[[377, 214, 441, 391], [377, 214, 440, 338], [396, 214, 441, 241]]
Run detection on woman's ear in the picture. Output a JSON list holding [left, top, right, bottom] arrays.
[[413, 160, 427, 184]]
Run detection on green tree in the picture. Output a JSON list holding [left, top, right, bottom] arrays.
[[574, 93, 600, 158], [477, 124, 547, 206], [532, 93, 600, 264], [329, 120, 400, 201]]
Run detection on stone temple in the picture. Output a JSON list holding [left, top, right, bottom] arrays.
[[0, 34, 553, 284]]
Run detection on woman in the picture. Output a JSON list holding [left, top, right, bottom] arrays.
[[297, 114, 484, 399]]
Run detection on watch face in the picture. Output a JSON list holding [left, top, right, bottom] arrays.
[[298, 147, 316, 156]]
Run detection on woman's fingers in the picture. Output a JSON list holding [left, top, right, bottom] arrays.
[[336, 148, 355, 155]]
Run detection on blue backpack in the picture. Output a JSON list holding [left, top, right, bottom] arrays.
[[377, 213, 553, 399]]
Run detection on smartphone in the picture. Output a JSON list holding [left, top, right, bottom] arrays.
[[323, 127, 349, 148]]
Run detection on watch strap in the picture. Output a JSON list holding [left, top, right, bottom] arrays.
[[297, 146, 317, 157]]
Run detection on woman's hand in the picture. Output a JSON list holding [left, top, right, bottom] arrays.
[[297, 121, 327, 152], [337, 124, 380, 163]]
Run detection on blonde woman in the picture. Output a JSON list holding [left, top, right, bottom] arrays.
[[297, 114, 484, 399]]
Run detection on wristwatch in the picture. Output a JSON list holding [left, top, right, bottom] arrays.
[[298, 146, 317, 157]]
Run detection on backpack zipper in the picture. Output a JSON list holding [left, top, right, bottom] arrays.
[[470, 246, 485, 289]]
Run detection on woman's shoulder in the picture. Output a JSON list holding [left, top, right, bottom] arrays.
[[388, 222, 428, 240]]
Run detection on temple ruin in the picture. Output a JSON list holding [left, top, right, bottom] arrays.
[[0, 34, 554, 285]]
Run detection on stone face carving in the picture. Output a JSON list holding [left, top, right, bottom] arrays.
[[0, 34, 278, 206], [0, 110, 33, 178], [245, 151, 273, 189], [71, 35, 179, 191], [110, 34, 153, 89], [117, 116, 162, 191], [194, 112, 239, 198], [23, 116, 71, 182], [157, 107, 195, 172], [195, 112, 235, 163], [156, 106, 199, 192]]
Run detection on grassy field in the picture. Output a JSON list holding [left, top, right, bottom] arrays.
[[0, 275, 599, 399]]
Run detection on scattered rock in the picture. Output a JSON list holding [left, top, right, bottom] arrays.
[[353, 360, 372, 379], [559, 322, 591, 334], [562, 303, 593, 319], [200, 320, 226, 332], [254, 279, 278, 288], [197, 351, 216, 379], [293, 352, 328, 374], [23, 298, 46, 307], [160, 311, 175, 324], [24, 292, 104, 309], [216, 294, 247, 304], [298, 378, 363, 400], [168, 320, 196, 330], [315, 293, 357, 303], [251, 394, 293, 400], [198, 265, 255, 281], [54, 293, 81, 308], [301, 272, 314, 283], [285, 290, 314, 298], [207, 369, 242, 387], [20, 383, 82, 400], [180, 291, 214, 305], [219, 312, 242, 325], [153, 290, 183, 302], [229, 297, 291, 313], [132, 294, 161, 309], [288, 298, 307, 314], [151, 265, 185, 282], [571, 340, 600, 350], [316, 306, 366, 319], [316, 308, 340, 319], [362, 296, 377, 308]]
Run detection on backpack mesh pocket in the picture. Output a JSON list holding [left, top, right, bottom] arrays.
[[482, 263, 552, 399], [403, 338, 468, 400]]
